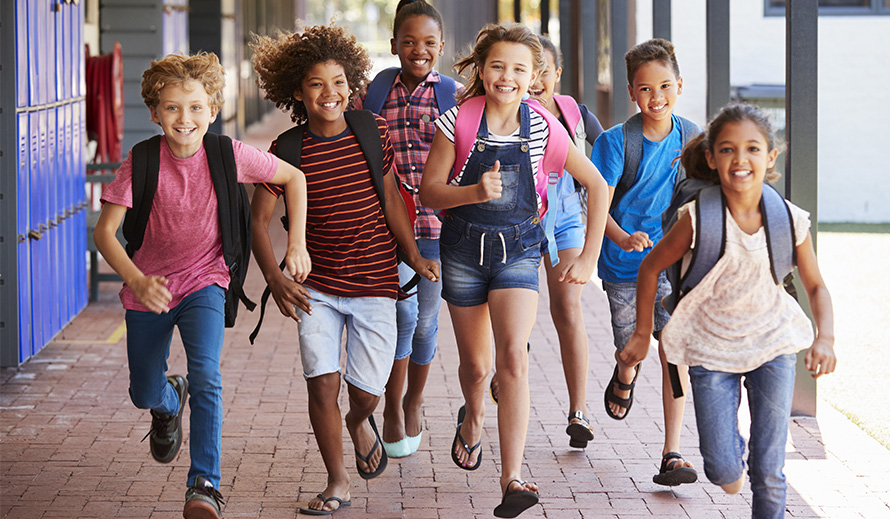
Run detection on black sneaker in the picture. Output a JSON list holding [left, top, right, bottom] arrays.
[[142, 374, 188, 463], [184, 476, 224, 519]]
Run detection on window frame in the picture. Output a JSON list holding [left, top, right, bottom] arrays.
[[765, 0, 890, 16]]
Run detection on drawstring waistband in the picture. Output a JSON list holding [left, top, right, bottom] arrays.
[[478, 231, 508, 265]]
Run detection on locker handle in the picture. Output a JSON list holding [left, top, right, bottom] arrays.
[[48, 219, 58, 228], [28, 229, 44, 241], [18, 234, 27, 243], [38, 223, 48, 233]]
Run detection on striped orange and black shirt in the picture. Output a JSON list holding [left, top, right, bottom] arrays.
[[262, 115, 399, 299]]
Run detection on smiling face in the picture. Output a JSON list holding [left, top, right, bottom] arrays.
[[706, 119, 779, 195], [391, 14, 444, 88], [529, 48, 561, 108], [295, 60, 350, 136], [627, 60, 682, 124], [479, 41, 537, 106], [149, 80, 218, 158]]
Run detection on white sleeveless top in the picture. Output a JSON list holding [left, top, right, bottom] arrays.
[[661, 199, 814, 373]]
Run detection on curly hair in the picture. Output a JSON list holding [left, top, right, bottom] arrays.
[[453, 23, 545, 105], [681, 103, 782, 184], [625, 38, 680, 87], [251, 23, 371, 124], [141, 52, 225, 109]]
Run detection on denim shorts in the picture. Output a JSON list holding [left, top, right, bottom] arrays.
[[295, 287, 397, 396], [544, 189, 585, 252], [602, 271, 672, 350], [439, 213, 543, 307]]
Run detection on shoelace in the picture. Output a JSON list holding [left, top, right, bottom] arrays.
[[193, 484, 226, 507], [141, 411, 173, 442], [478, 232, 508, 265]]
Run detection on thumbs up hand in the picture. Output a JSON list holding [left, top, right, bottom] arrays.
[[478, 160, 503, 202]]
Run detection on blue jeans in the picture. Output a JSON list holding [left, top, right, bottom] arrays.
[[689, 353, 796, 519], [395, 238, 443, 365], [126, 284, 225, 488]]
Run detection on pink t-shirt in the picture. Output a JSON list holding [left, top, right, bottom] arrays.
[[101, 136, 278, 312]]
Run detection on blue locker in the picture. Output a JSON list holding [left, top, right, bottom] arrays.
[[28, 111, 44, 352], [47, 0, 57, 104], [60, 104, 74, 323], [47, 107, 62, 336], [73, 101, 88, 311], [15, 0, 29, 107], [57, 0, 68, 101], [36, 0, 48, 105], [26, 0, 38, 105], [74, 1, 85, 98], [18, 114, 32, 363]]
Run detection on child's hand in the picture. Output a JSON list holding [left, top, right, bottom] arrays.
[[477, 160, 502, 202], [408, 255, 440, 283], [618, 330, 650, 367], [130, 275, 173, 314], [269, 273, 312, 322], [621, 231, 653, 252], [805, 337, 836, 379], [285, 244, 312, 283], [558, 254, 595, 284]]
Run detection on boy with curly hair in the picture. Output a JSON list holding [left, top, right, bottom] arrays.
[[93, 52, 309, 519], [250, 23, 439, 514]]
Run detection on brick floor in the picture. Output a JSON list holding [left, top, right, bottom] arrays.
[[3, 114, 889, 518]]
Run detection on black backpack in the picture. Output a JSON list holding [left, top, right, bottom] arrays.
[[124, 133, 256, 328], [248, 110, 419, 344]]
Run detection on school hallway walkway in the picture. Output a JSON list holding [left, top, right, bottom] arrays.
[[2, 112, 889, 519]]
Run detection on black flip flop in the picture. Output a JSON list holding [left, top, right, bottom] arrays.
[[604, 363, 640, 420], [355, 415, 388, 480], [298, 493, 352, 515], [493, 479, 539, 518], [451, 405, 482, 471], [565, 411, 594, 448], [652, 451, 698, 487]]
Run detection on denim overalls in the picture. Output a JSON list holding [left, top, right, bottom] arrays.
[[439, 102, 545, 307]]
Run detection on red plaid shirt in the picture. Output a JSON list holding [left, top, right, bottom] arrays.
[[359, 70, 455, 239]]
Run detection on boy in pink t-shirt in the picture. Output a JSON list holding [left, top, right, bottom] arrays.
[[93, 52, 309, 519]]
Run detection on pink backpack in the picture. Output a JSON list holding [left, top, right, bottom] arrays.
[[451, 95, 571, 264]]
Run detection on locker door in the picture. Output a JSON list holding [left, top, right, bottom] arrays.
[[27, 0, 38, 105], [73, 101, 88, 311], [35, 0, 48, 105], [47, 0, 58, 104], [60, 104, 74, 323], [17, 114, 32, 364], [15, 0, 29, 107], [74, 0, 85, 98], [47, 108, 62, 336], [28, 111, 44, 353], [58, 0, 69, 101]]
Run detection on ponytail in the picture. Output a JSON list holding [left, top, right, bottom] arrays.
[[680, 132, 719, 183]]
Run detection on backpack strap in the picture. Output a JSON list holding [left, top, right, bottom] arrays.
[[612, 114, 700, 212], [552, 94, 585, 147], [452, 96, 487, 185], [761, 184, 796, 284], [432, 75, 458, 114], [363, 67, 401, 115], [123, 135, 162, 257], [345, 110, 386, 209], [679, 184, 726, 297]]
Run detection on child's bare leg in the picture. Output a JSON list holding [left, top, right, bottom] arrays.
[[305, 373, 350, 512], [658, 343, 694, 469], [544, 248, 589, 418], [489, 288, 538, 492], [448, 303, 493, 467], [382, 357, 408, 443], [404, 361, 432, 438], [344, 384, 383, 474]]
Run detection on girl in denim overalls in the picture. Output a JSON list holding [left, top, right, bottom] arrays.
[[420, 23, 608, 518]]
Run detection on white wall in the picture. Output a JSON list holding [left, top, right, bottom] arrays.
[[665, 1, 890, 223]]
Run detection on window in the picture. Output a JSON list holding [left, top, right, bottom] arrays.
[[766, 0, 890, 15]]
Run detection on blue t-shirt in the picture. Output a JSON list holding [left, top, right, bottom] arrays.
[[590, 114, 692, 282]]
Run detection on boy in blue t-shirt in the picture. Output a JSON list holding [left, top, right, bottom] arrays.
[[590, 38, 699, 487]]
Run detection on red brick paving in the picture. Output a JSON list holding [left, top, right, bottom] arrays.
[[3, 114, 889, 518]]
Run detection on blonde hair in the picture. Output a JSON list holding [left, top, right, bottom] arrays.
[[453, 23, 545, 105], [141, 52, 225, 109]]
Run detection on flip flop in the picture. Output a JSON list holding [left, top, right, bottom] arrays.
[[604, 362, 641, 420], [565, 411, 594, 448], [652, 451, 698, 487], [298, 493, 352, 515], [450, 405, 482, 471], [355, 415, 388, 480], [493, 479, 539, 518]]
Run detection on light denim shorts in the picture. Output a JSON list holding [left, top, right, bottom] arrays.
[[439, 214, 544, 307], [601, 271, 672, 350], [295, 287, 397, 396], [544, 189, 586, 252]]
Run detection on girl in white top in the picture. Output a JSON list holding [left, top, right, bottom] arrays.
[[620, 103, 836, 519]]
